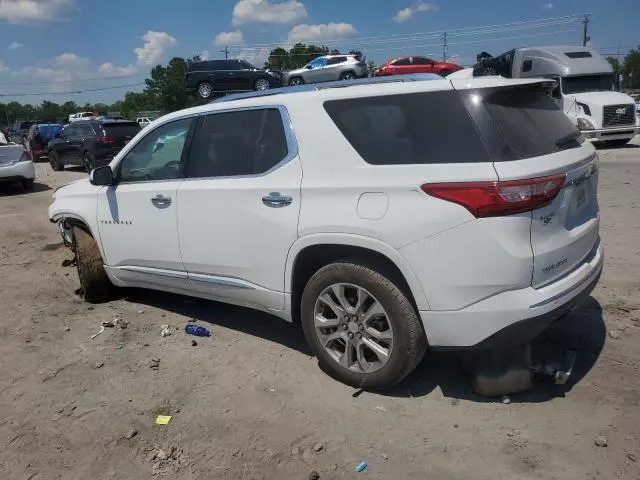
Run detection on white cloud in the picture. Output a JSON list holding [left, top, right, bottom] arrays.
[[232, 0, 307, 25], [8, 41, 23, 50], [393, 2, 439, 23], [214, 30, 245, 46], [134, 31, 177, 66], [0, 61, 10, 73], [236, 48, 271, 68], [0, 0, 77, 23], [199, 50, 210, 61], [542, 2, 553, 9], [287, 23, 358, 43], [99, 63, 138, 76]]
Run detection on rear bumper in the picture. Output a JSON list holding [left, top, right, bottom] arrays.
[[0, 161, 35, 182], [582, 126, 639, 142], [422, 239, 603, 349]]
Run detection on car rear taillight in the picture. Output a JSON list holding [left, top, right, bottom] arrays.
[[22, 150, 33, 161], [96, 136, 114, 144], [421, 175, 566, 218]]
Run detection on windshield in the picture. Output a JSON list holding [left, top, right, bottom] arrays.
[[562, 74, 614, 94]]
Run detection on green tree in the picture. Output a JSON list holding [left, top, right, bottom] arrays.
[[265, 47, 290, 70], [621, 47, 640, 89], [145, 56, 198, 114], [606, 57, 621, 90]]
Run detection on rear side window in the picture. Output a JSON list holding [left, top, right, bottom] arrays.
[[460, 87, 583, 159], [412, 57, 432, 65], [392, 58, 411, 66], [104, 122, 141, 139], [186, 108, 289, 178], [327, 56, 347, 65], [323, 91, 491, 165]]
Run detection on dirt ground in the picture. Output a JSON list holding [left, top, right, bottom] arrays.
[[1, 141, 639, 480]]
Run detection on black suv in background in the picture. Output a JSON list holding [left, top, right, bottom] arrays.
[[47, 119, 140, 172], [186, 59, 282, 99]]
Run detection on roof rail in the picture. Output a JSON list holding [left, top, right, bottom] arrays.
[[212, 73, 443, 103]]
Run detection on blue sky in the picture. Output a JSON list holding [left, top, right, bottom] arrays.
[[0, 0, 638, 105]]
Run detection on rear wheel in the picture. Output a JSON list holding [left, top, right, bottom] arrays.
[[49, 151, 63, 171], [197, 82, 214, 99], [254, 78, 271, 91], [74, 227, 113, 302], [340, 71, 357, 80], [301, 262, 427, 389], [83, 152, 94, 173], [605, 139, 631, 148], [288, 77, 304, 86]]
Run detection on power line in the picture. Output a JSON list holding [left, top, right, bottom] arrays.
[[0, 82, 145, 97], [0, 73, 144, 87]]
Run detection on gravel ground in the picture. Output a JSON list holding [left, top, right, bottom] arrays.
[[1, 142, 639, 480]]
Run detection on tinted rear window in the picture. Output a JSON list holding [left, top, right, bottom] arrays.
[[103, 123, 141, 138], [460, 86, 582, 160], [323, 91, 491, 165]]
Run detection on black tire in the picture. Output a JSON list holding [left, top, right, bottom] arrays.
[[439, 69, 452, 77], [340, 71, 357, 80], [301, 262, 427, 389], [197, 82, 214, 99], [49, 151, 63, 171], [83, 152, 94, 173], [254, 77, 271, 91], [288, 77, 304, 86], [22, 179, 34, 191], [74, 227, 113, 302], [605, 139, 631, 148]]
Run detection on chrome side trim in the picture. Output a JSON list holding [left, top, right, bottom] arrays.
[[188, 272, 255, 290], [117, 265, 188, 279]]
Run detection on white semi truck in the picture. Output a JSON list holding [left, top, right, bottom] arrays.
[[471, 45, 639, 146]]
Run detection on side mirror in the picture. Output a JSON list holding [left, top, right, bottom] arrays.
[[306, 65, 313, 69], [90, 165, 114, 186]]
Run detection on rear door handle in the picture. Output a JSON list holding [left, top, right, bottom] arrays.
[[262, 192, 292, 208], [151, 194, 172, 209]]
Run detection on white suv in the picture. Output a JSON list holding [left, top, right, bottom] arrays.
[[49, 75, 603, 388]]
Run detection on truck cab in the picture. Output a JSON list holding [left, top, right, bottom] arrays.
[[475, 46, 639, 145]]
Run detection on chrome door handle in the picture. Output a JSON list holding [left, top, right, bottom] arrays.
[[151, 194, 172, 209], [262, 192, 293, 208]]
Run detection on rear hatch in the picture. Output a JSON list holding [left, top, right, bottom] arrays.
[[452, 79, 600, 288], [101, 122, 141, 157]]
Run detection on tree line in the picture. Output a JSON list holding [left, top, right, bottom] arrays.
[[606, 47, 640, 90]]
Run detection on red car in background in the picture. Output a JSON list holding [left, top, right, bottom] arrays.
[[373, 56, 463, 77]]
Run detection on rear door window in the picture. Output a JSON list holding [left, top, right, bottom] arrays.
[[186, 108, 289, 178], [323, 91, 491, 165]]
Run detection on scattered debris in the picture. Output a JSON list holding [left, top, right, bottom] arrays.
[[154, 415, 172, 425], [145, 444, 187, 475], [61, 258, 75, 267], [313, 443, 324, 452], [25, 337, 31, 343], [124, 428, 138, 439], [113, 316, 128, 329], [594, 435, 608, 447], [309, 471, 320, 480], [184, 325, 210, 337], [102, 320, 115, 328], [161, 325, 171, 337], [90, 325, 105, 339], [352, 388, 364, 398], [608, 330, 620, 339], [290, 447, 300, 456], [149, 358, 160, 370], [143, 343, 149, 347], [116, 344, 124, 350], [373, 405, 388, 413], [501, 395, 512, 405], [64, 326, 70, 332], [138, 310, 145, 314], [626, 453, 637, 463], [87, 306, 95, 311], [380, 453, 389, 460], [355, 461, 368, 472], [191, 339, 198, 347], [95, 362, 104, 369], [450, 398, 460, 406]]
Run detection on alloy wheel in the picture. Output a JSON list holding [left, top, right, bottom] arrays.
[[289, 78, 303, 86], [342, 73, 356, 80], [255, 78, 270, 91], [197, 83, 213, 98], [313, 283, 393, 373]]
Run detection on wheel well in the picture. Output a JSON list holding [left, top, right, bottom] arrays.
[[340, 70, 357, 77], [290, 244, 417, 324]]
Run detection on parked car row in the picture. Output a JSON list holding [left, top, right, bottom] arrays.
[[187, 55, 464, 99]]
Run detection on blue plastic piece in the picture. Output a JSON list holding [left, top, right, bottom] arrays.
[[212, 74, 443, 104], [355, 461, 368, 472]]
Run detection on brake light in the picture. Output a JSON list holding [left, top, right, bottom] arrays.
[[22, 150, 33, 161], [421, 175, 566, 218], [96, 136, 114, 144]]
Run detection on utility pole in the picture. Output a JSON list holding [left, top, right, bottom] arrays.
[[221, 46, 229, 59], [442, 31, 448, 62], [582, 15, 590, 47]]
